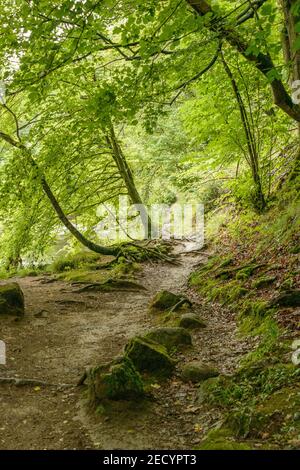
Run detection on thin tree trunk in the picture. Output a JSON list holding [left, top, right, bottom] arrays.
[[106, 126, 153, 238], [221, 54, 266, 211]]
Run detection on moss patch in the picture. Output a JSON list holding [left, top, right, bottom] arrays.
[[181, 362, 219, 383], [198, 428, 251, 450], [125, 336, 175, 377], [143, 327, 192, 352], [88, 356, 144, 403], [150, 290, 191, 312], [0, 282, 25, 316], [253, 276, 276, 289]]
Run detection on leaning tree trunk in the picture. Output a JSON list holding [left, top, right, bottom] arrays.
[[279, 0, 300, 178], [279, 0, 300, 84], [28, 150, 120, 255], [221, 53, 266, 212], [0, 130, 119, 256], [185, 0, 300, 122], [106, 126, 153, 238]]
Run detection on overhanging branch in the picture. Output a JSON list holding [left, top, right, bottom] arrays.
[[186, 0, 300, 122]]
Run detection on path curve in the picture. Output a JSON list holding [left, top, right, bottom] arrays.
[[0, 243, 250, 449]]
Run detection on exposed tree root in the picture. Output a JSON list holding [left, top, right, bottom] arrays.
[[169, 297, 193, 313], [0, 377, 74, 388], [75, 278, 147, 293]]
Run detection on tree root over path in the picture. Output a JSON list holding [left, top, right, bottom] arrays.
[[0, 377, 74, 388]]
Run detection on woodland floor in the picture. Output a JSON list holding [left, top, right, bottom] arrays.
[[0, 242, 252, 450]]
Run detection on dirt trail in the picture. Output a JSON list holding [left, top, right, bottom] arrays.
[[0, 243, 251, 449]]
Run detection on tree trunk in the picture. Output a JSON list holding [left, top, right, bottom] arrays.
[[0, 131, 119, 256], [186, 0, 300, 122], [279, 0, 300, 173], [39, 170, 119, 255], [106, 126, 153, 238], [221, 53, 266, 212], [279, 0, 300, 83]]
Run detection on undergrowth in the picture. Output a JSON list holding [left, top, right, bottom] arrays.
[[192, 178, 300, 448]]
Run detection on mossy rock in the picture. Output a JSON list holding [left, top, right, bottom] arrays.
[[225, 408, 284, 439], [225, 386, 300, 439], [253, 276, 276, 289], [181, 361, 219, 383], [87, 356, 144, 402], [143, 327, 192, 352], [0, 282, 25, 316], [270, 289, 300, 308], [178, 313, 206, 329], [150, 290, 191, 312], [198, 427, 251, 450], [197, 376, 226, 404], [125, 336, 175, 377]]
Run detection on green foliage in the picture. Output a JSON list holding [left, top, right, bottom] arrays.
[[201, 363, 299, 411], [51, 252, 101, 273]]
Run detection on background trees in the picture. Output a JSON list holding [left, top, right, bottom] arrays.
[[0, 0, 299, 265]]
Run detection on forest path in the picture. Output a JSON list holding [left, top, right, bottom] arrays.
[[0, 243, 250, 449]]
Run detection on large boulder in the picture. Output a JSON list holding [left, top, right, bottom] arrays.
[[144, 327, 192, 352], [178, 313, 206, 329], [125, 336, 175, 376], [150, 290, 191, 312], [181, 361, 219, 383], [0, 283, 25, 316], [88, 356, 144, 402]]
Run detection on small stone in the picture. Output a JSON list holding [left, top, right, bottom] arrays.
[[178, 313, 206, 329], [34, 310, 48, 318], [144, 327, 192, 352], [181, 361, 219, 383], [150, 290, 191, 312]]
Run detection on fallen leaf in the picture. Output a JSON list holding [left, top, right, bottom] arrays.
[[194, 423, 202, 433]]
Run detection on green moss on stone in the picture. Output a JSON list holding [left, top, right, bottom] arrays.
[[125, 336, 175, 376], [181, 361, 219, 383], [0, 282, 25, 316], [178, 313, 206, 329], [270, 289, 300, 308], [150, 290, 191, 312], [143, 327, 192, 352], [198, 428, 251, 450], [88, 356, 144, 403]]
